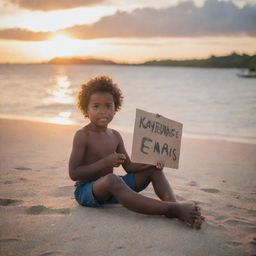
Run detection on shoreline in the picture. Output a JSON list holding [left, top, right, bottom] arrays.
[[1, 115, 255, 145]]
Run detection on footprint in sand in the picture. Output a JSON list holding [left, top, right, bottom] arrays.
[[48, 166, 59, 170], [187, 181, 198, 187], [200, 188, 220, 194], [26, 205, 70, 215], [226, 240, 242, 246], [3, 180, 14, 184], [14, 167, 32, 171], [20, 177, 28, 181], [247, 209, 256, 215], [0, 238, 22, 243], [250, 237, 256, 245], [2, 178, 27, 184], [38, 251, 62, 256], [116, 246, 125, 250], [0, 198, 23, 206]]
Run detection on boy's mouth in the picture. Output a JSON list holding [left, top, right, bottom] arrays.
[[98, 117, 108, 122]]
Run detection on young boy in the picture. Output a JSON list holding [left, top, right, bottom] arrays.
[[69, 75, 204, 229]]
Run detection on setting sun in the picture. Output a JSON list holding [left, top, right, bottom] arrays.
[[48, 34, 79, 57], [18, 34, 106, 61]]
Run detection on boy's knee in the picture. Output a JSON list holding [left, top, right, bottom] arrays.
[[144, 166, 164, 181], [104, 173, 123, 190], [144, 165, 158, 175]]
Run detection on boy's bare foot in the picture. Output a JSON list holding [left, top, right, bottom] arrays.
[[165, 202, 204, 229]]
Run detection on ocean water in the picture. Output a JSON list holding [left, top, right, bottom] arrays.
[[0, 64, 255, 143]]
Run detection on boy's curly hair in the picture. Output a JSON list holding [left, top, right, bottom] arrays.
[[77, 75, 123, 118]]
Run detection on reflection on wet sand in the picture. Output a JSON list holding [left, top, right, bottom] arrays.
[[48, 111, 75, 125]]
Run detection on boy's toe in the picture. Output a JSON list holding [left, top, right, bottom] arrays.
[[193, 218, 203, 229], [195, 205, 201, 212], [191, 215, 205, 229]]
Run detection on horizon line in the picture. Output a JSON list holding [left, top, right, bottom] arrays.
[[0, 51, 255, 65]]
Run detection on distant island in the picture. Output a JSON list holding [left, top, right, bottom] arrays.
[[143, 53, 256, 68], [47, 53, 256, 69], [48, 57, 116, 66]]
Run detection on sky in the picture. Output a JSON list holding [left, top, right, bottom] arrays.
[[0, 0, 255, 63]]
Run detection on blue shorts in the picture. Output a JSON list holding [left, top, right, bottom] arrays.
[[74, 173, 149, 207]]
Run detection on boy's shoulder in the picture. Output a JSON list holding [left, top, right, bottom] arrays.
[[109, 129, 124, 144], [73, 126, 89, 141], [109, 128, 122, 137], [75, 126, 88, 134]]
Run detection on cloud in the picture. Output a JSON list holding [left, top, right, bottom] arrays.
[[7, 0, 105, 11], [0, 0, 255, 41], [62, 0, 256, 38], [0, 28, 53, 41]]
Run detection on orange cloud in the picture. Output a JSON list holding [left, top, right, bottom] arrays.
[[0, 28, 53, 41], [8, 0, 105, 11]]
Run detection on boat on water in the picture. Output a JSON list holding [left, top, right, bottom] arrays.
[[237, 67, 256, 78]]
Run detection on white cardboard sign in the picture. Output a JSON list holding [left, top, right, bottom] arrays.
[[131, 109, 183, 169]]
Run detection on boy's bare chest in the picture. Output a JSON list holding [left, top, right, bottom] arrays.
[[86, 133, 119, 159]]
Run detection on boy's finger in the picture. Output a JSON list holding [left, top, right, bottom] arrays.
[[118, 156, 126, 161], [156, 162, 164, 169], [116, 153, 126, 159]]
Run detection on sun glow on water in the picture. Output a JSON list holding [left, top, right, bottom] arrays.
[[43, 75, 75, 125], [45, 75, 74, 104]]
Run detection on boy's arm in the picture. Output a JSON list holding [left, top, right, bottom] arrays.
[[115, 131, 153, 173], [69, 130, 124, 181]]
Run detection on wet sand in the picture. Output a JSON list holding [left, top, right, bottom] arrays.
[[0, 118, 255, 256]]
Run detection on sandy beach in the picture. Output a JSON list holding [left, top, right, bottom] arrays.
[[0, 118, 255, 256]]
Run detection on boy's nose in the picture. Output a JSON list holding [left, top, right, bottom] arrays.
[[98, 107, 106, 113]]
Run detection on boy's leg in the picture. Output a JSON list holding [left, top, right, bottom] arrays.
[[134, 166, 177, 202], [92, 173, 202, 228]]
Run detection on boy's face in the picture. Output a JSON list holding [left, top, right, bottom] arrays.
[[87, 92, 115, 127]]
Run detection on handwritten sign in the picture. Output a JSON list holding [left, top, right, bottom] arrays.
[[131, 109, 183, 169]]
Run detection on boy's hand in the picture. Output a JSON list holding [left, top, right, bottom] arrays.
[[156, 162, 164, 170], [104, 152, 126, 168]]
